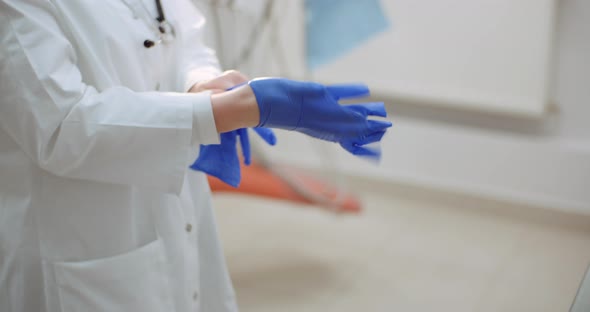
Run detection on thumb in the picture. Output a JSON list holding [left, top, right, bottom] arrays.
[[210, 89, 225, 94]]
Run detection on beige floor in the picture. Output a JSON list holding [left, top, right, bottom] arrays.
[[213, 183, 590, 312]]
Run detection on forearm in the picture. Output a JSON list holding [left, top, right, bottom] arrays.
[[210, 86, 260, 133]]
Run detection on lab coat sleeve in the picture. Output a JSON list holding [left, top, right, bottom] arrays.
[[179, 2, 223, 92], [0, 1, 213, 194]]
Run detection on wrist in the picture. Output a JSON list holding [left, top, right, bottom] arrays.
[[211, 86, 260, 133]]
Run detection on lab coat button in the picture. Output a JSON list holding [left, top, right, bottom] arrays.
[[185, 223, 192, 233]]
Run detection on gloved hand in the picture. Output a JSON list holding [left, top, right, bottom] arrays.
[[337, 102, 388, 158], [248, 78, 392, 159], [190, 127, 276, 187]]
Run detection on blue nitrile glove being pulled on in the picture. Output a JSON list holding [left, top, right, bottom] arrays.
[[191, 78, 391, 187], [249, 78, 392, 158], [190, 127, 276, 187]]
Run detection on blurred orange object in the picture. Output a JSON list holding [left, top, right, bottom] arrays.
[[207, 162, 362, 214]]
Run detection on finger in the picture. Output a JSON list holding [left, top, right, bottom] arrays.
[[219, 71, 249, 90], [210, 89, 226, 94], [191, 85, 225, 94], [356, 130, 386, 145], [253, 128, 277, 145], [368, 119, 393, 132], [340, 141, 382, 159], [352, 146, 382, 158], [223, 70, 250, 83], [237, 128, 251, 165], [326, 84, 370, 100], [346, 102, 387, 117], [200, 70, 249, 91], [226, 82, 247, 91]]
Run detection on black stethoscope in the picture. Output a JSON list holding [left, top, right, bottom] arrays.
[[143, 0, 175, 48]]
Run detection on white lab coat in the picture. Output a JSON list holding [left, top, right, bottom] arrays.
[[0, 0, 239, 311]]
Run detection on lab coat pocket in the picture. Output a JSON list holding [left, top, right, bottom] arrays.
[[53, 239, 174, 312]]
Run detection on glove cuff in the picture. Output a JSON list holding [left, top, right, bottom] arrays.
[[249, 79, 301, 130]]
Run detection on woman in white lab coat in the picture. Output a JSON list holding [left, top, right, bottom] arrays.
[[0, 0, 394, 310], [0, 0, 257, 311]]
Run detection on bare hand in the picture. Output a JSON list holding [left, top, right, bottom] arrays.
[[191, 70, 259, 132], [188, 70, 249, 94]]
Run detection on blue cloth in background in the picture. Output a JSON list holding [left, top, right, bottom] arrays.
[[305, 0, 390, 70]]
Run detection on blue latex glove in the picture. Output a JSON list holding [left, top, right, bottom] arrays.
[[190, 127, 276, 187], [248, 78, 392, 159]]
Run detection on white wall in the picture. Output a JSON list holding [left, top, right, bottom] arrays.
[[198, 1, 590, 214], [313, 0, 556, 117]]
